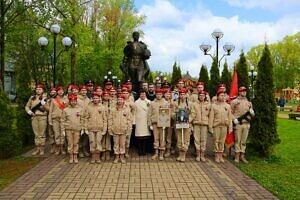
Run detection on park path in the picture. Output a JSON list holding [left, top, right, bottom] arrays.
[[0, 148, 277, 200]]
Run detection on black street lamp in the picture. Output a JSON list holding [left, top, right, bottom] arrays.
[[199, 28, 235, 67], [38, 24, 72, 87], [248, 65, 257, 99], [155, 72, 167, 88], [104, 71, 120, 87]]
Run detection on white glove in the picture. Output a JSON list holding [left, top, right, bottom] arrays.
[[149, 126, 153, 130], [233, 119, 239, 125], [61, 131, 66, 137], [41, 98, 46, 105], [27, 110, 33, 115], [249, 108, 255, 115], [80, 130, 85, 136]]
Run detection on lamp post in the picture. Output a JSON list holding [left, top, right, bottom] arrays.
[[155, 72, 167, 89], [104, 71, 120, 87], [248, 65, 257, 99], [199, 28, 235, 67], [38, 24, 72, 87]]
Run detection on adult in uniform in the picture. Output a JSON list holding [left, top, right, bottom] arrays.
[[61, 95, 84, 164], [85, 80, 95, 99], [108, 94, 133, 164], [174, 89, 194, 162], [47, 87, 57, 154], [25, 84, 49, 155], [134, 90, 151, 155], [148, 89, 170, 161], [48, 86, 68, 155], [84, 92, 108, 163], [191, 90, 211, 162], [122, 87, 135, 158], [163, 88, 176, 157], [209, 89, 232, 163], [231, 86, 255, 163], [101, 90, 112, 160]]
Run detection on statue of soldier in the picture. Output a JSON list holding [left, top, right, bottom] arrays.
[[120, 31, 151, 91]]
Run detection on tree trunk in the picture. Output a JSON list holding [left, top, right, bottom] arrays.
[[0, 0, 5, 90]]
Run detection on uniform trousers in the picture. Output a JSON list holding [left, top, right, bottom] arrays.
[[176, 128, 190, 151], [31, 115, 47, 146], [47, 125, 55, 145], [234, 123, 250, 153], [152, 123, 165, 150], [52, 118, 65, 145], [88, 132, 103, 152], [113, 134, 126, 155], [213, 126, 227, 152], [66, 130, 80, 154], [101, 133, 112, 151], [193, 125, 208, 151]]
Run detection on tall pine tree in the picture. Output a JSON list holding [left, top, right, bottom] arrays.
[[208, 58, 220, 97], [171, 61, 182, 86], [249, 44, 280, 157], [221, 60, 232, 92], [198, 64, 209, 85], [236, 51, 249, 88]]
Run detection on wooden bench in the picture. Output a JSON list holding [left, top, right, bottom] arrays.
[[277, 106, 293, 112], [288, 113, 300, 120]]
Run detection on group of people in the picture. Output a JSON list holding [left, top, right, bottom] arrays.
[[25, 78, 255, 164]]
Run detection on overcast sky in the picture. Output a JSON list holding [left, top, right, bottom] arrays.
[[133, 0, 300, 76]]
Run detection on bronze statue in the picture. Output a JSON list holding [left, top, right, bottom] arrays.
[[120, 31, 151, 91]]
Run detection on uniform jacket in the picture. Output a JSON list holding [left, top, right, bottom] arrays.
[[230, 96, 253, 123], [48, 96, 68, 123], [108, 105, 132, 135], [77, 95, 90, 109], [209, 102, 232, 132], [25, 94, 49, 116], [84, 103, 108, 133], [191, 100, 211, 126], [61, 105, 84, 132], [148, 98, 169, 125]]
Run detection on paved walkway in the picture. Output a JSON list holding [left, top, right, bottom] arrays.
[[0, 149, 277, 200]]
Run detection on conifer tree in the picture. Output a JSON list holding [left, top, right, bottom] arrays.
[[236, 51, 249, 88], [171, 61, 182, 86], [198, 64, 209, 85], [208, 58, 220, 97], [221, 60, 232, 92], [249, 44, 280, 157]]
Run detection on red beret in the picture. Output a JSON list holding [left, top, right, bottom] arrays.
[[71, 85, 79, 90], [35, 84, 44, 89], [92, 92, 101, 97], [56, 86, 64, 91], [216, 89, 225, 96], [95, 85, 102, 90], [218, 84, 226, 88], [178, 79, 185, 84], [50, 87, 57, 92], [121, 87, 128, 92], [68, 94, 77, 100], [164, 88, 171, 93], [155, 89, 164, 94], [105, 81, 112, 85], [179, 89, 188, 94], [239, 86, 247, 92], [79, 85, 87, 90], [117, 94, 125, 99], [102, 90, 110, 95], [199, 90, 206, 95], [197, 82, 205, 86], [110, 87, 116, 92]]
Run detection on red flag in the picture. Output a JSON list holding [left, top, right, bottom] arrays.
[[228, 67, 238, 103]]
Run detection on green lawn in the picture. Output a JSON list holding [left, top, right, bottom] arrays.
[[0, 156, 42, 191], [238, 118, 300, 200]]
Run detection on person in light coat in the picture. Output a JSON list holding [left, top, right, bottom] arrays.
[[134, 90, 151, 155]]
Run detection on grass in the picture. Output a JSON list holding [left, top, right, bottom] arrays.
[[0, 156, 42, 191], [237, 118, 300, 200]]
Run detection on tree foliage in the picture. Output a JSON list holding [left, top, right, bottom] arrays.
[[249, 44, 280, 157], [236, 51, 249, 88], [246, 33, 300, 90], [208, 58, 220, 97], [171, 61, 182, 86], [221, 60, 232, 92], [198, 64, 209, 85]]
